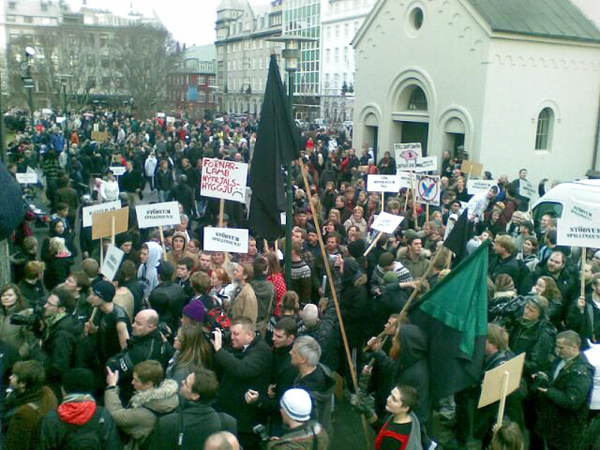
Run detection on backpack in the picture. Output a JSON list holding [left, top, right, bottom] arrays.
[[63, 408, 103, 450]]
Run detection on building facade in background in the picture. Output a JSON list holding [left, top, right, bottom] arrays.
[[169, 44, 217, 119]]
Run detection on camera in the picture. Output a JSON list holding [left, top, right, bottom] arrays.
[[531, 371, 551, 390], [253, 424, 270, 442], [10, 304, 44, 336]]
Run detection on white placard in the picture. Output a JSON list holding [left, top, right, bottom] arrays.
[[166, 116, 175, 124], [110, 166, 126, 176], [414, 174, 441, 206], [367, 174, 401, 193], [16, 173, 38, 184], [157, 112, 166, 118], [201, 157, 248, 203], [412, 156, 438, 173], [519, 179, 535, 199], [371, 212, 404, 234], [557, 196, 600, 248], [136, 201, 181, 229], [467, 179, 497, 195], [394, 143, 422, 171], [56, 117, 66, 124], [82, 200, 121, 228], [100, 244, 125, 281], [398, 171, 414, 189], [204, 227, 249, 253]]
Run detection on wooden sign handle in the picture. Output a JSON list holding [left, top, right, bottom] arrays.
[[363, 232, 383, 257], [219, 199, 225, 227], [495, 371, 510, 429], [159, 225, 167, 258]]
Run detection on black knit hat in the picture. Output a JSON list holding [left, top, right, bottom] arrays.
[[347, 239, 366, 258], [92, 280, 116, 303]]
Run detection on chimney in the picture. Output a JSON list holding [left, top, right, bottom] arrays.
[[176, 42, 180, 54]]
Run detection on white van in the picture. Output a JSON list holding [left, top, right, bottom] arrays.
[[531, 179, 600, 229]]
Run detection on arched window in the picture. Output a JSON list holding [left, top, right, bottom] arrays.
[[535, 107, 554, 151], [407, 87, 427, 111]]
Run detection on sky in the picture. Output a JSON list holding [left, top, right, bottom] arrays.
[[66, 0, 272, 47]]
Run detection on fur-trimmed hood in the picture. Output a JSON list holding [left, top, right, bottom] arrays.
[[130, 379, 179, 413]]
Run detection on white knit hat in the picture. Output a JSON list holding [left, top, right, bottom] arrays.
[[280, 389, 312, 422]]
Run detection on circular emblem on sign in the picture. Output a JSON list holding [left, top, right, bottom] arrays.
[[417, 176, 439, 203]]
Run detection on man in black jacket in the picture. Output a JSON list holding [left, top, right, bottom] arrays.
[[42, 284, 84, 398], [170, 175, 196, 217], [119, 160, 143, 206], [212, 317, 272, 450], [489, 235, 522, 288], [150, 368, 236, 450], [535, 330, 593, 450], [148, 261, 187, 332]]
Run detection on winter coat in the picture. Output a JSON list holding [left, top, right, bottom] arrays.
[[567, 294, 600, 345], [144, 156, 158, 178], [267, 420, 329, 450], [44, 254, 74, 291], [536, 353, 593, 449], [107, 329, 172, 380], [40, 395, 122, 450], [18, 279, 46, 310], [299, 298, 340, 373], [508, 318, 556, 378], [4, 386, 58, 450], [339, 258, 369, 348], [0, 304, 32, 357], [397, 247, 429, 279], [104, 379, 179, 444], [148, 282, 187, 332], [155, 168, 173, 192], [42, 314, 84, 390], [228, 283, 258, 323], [214, 337, 272, 433], [150, 401, 237, 450], [101, 180, 120, 202], [137, 241, 163, 301], [250, 275, 276, 324]]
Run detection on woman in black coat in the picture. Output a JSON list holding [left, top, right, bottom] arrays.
[[41, 219, 77, 262], [44, 237, 74, 291]]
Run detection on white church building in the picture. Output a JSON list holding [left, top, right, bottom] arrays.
[[351, 0, 600, 184]]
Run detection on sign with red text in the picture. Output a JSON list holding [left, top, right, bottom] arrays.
[[415, 174, 440, 206], [201, 157, 248, 203]]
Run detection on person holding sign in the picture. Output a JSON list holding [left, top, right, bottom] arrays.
[[509, 169, 532, 213]]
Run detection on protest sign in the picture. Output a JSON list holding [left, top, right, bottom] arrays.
[[91, 131, 109, 143], [157, 112, 166, 118], [467, 179, 497, 195], [519, 179, 536, 199], [110, 166, 126, 176], [204, 227, 249, 253], [394, 143, 422, 171], [92, 207, 129, 240], [166, 116, 175, 124], [136, 202, 181, 229], [201, 157, 248, 203], [478, 353, 525, 408], [371, 212, 404, 234], [398, 171, 414, 189], [412, 156, 438, 173], [415, 175, 440, 206], [367, 174, 401, 193], [557, 196, 600, 248], [16, 173, 38, 184], [100, 245, 125, 281], [82, 201, 121, 228], [461, 160, 483, 178]]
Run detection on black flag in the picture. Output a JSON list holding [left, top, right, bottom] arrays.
[[248, 55, 301, 240], [443, 208, 469, 262]]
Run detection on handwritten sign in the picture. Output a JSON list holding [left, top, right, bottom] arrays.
[[519, 179, 535, 199], [204, 227, 249, 253], [100, 245, 125, 281], [367, 175, 401, 193], [415, 174, 440, 206], [82, 201, 121, 228], [461, 160, 483, 178], [467, 179, 497, 195], [371, 212, 404, 234], [557, 196, 600, 248], [110, 166, 126, 176], [16, 173, 38, 184], [91, 131, 109, 143], [412, 156, 438, 173], [136, 201, 181, 229], [394, 143, 422, 171], [201, 157, 248, 203], [398, 171, 414, 189], [92, 207, 129, 240]]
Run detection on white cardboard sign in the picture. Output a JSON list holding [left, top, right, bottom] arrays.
[[394, 143, 422, 171], [519, 179, 535, 199], [136, 202, 181, 229], [110, 166, 126, 176], [371, 212, 404, 234], [412, 156, 438, 173], [100, 244, 125, 281], [398, 171, 414, 189], [468, 179, 497, 195], [415, 174, 441, 206], [367, 175, 401, 193], [201, 157, 248, 203], [82, 200, 121, 228], [204, 227, 249, 253], [16, 173, 38, 184], [557, 196, 600, 248]]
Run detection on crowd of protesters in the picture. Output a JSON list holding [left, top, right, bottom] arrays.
[[1, 106, 600, 450]]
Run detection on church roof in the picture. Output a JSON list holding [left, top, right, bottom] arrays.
[[466, 0, 600, 43]]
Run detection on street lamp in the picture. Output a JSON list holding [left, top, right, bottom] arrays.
[[22, 46, 36, 127], [267, 35, 316, 286]]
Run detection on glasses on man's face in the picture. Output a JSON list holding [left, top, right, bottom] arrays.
[[45, 301, 60, 308]]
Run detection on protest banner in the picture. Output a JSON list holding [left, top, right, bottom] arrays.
[[415, 174, 440, 206], [467, 179, 497, 195], [16, 173, 38, 184], [367, 174, 401, 193], [136, 202, 181, 229], [412, 156, 438, 173], [204, 227, 249, 253], [91, 131, 109, 143], [461, 160, 483, 178], [557, 197, 600, 248], [157, 112, 166, 118], [478, 353, 525, 409], [201, 157, 248, 203], [519, 179, 536, 199], [82, 201, 121, 228], [371, 212, 405, 234], [166, 116, 175, 124], [394, 142, 422, 171], [100, 244, 125, 281], [398, 171, 414, 189], [92, 207, 129, 241], [110, 166, 126, 176]]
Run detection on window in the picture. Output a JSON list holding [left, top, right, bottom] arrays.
[[8, 1, 16, 9], [6, 15, 15, 22], [24, 16, 34, 24], [345, 23, 349, 38], [334, 48, 339, 63], [199, 91, 206, 102], [535, 108, 554, 151], [101, 58, 110, 69], [198, 76, 205, 85], [344, 47, 348, 63], [326, 49, 330, 63], [409, 7, 424, 31], [259, 58, 263, 69], [100, 34, 108, 47], [407, 87, 427, 110], [335, 25, 340, 37]]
